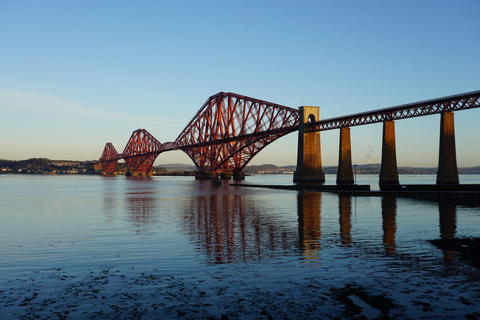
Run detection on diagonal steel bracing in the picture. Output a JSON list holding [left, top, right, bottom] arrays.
[[99, 143, 119, 174], [174, 92, 299, 172]]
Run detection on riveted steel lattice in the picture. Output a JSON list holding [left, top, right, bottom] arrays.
[[306, 90, 480, 132], [174, 92, 299, 172], [122, 129, 163, 174], [100, 143, 119, 174]]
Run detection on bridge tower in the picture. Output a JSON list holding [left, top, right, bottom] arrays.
[[294, 106, 325, 185]]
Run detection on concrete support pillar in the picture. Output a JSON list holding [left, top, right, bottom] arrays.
[[379, 120, 399, 190], [293, 106, 325, 185], [195, 171, 217, 180], [220, 171, 233, 180], [233, 171, 246, 181], [437, 112, 459, 185], [336, 127, 354, 185]]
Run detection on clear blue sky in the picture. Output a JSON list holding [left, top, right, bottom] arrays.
[[1, 0, 479, 167]]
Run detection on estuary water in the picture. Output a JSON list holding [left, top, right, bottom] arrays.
[[1, 174, 479, 319]]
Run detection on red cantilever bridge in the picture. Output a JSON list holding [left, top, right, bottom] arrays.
[[99, 90, 480, 183], [100, 92, 300, 178]]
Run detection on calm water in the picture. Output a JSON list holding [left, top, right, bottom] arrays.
[[1, 174, 479, 319]]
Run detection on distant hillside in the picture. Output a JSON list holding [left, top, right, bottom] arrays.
[[3, 158, 479, 175], [459, 166, 480, 174], [154, 163, 480, 175], [244, 164, 294, 174], [155, 163, 196, 173], [0, 158, 96, 174]]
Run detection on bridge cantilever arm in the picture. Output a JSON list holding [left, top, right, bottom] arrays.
[[174, 126, 299, 150], [216, 127, 299, 171], [119, 143, 177, 160]]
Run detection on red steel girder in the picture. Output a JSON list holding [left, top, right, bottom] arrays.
[[306, 90, 480, 132], [99, 142, 119, 174], [122, 129, 163, 174], [174, 92, 299, 172]]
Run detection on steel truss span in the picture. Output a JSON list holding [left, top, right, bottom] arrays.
[[98, 89, 479, 174], [98, 92, 299, 174], [174, 92, 299, 172], [306, 90, 480, 132], [99, 143, 119, 174], [121, 129, 165, 174]]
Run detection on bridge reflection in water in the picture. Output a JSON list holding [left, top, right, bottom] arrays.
[[382, 197, 397, 256], [339, 195, 353, 246], [110, 179, 460, 267], [181, 182, 299, 263], [439, 202, 457, 267], [297, 192, 322, 263]]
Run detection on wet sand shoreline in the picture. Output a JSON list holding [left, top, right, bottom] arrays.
[[2, 238, 480, 320]]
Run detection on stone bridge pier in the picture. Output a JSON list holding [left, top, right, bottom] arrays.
[[378, 111, 459, 187], [293, 106, 325, 185], [295, 108, 460, 189], [436, 112, 459, 185], [379, 120, 399, 189]]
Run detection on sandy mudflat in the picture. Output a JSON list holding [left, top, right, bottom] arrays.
[[2, 255, 480, 320]]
